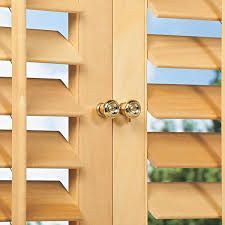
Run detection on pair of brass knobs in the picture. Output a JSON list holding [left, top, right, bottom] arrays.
[[97, 100, 141, 120]]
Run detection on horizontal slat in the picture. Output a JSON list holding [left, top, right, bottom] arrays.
[[148, 35, 220, 69], [148, 0, 221, 21], [0, 130, 81, 168], [148, 183, 221, 219], [0, 27, 82, 65], [0, 181, 82, 221], [148, 84, 220, 119], [0, 77, 85, 116], [0, 0, 81, 13], [148, 132, 221, 168]]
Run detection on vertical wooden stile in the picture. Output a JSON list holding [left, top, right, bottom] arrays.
[[113, 0, 147, 225], [11, 1, 27, 225], [222, 0, 225, 223], [68, 5, 79, 225], [78, 0, 113, 225]]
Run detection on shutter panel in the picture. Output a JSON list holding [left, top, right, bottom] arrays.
[[148, 0, 221, 220], [9, 2, 84, 224]]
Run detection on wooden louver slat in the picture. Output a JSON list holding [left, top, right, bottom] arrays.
[[0, 78, 85, 116], [0, 27, 82, 65], [148, 183, 221, 219], [0, 0, 81, 13], [0, 181, 82, 221], [0, 131, 82, 168], [148, 35, 221, 69], [148, 132, 221, 168], [148, 0, 221, 21], [148, 84, 220, 119]]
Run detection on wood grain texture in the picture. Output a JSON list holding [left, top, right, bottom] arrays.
[[68, 7, 80, 225], [148, 0, 221, 21], [148, 183, 221, 219], [148, 35, 221, 69], [11, 1, 26, 225], [0, 78, 85, 116], [0, 27, 82, 65], [77, 0, 113, 225], [0, 181, 82, 221], [0, 0, 81, 12], [148, 132, 221, 168], [148, 84, 221, 119], [0, 130, 82, 168], [113, 0, 147, 225], [222, 0, 225, 223]]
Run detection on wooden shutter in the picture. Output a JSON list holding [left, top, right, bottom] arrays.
[[148, 0, 221, 220], [9, 1, 84, 224], [0, 1, 114, 224]]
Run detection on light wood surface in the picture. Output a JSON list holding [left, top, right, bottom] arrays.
[[0, 78, 85, 116], [0, 181, 81, 221], [148, 84, 221, 119], [68, 7, 80, 225], [113, 0, 147, 225], [77, 0, 113, 225], [222, 0, 225, 223], [0, 0, 81, 13], [148, 0, 223, 223], [148, 132, 221, 168], [11, 1, 26, 225], [148, 0, 221, 21], [0, 130, 81, 168], [0, 27, 82, 65], [148, 182, 221, 219], [148, 35, 221, 69]]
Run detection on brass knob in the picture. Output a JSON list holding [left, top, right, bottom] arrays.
[[120, 100, 141, 119], [96, 100, 120, 119]]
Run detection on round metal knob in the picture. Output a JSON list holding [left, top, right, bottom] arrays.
[[96, 100, 120, 119], [120, 100, 141, 119]]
